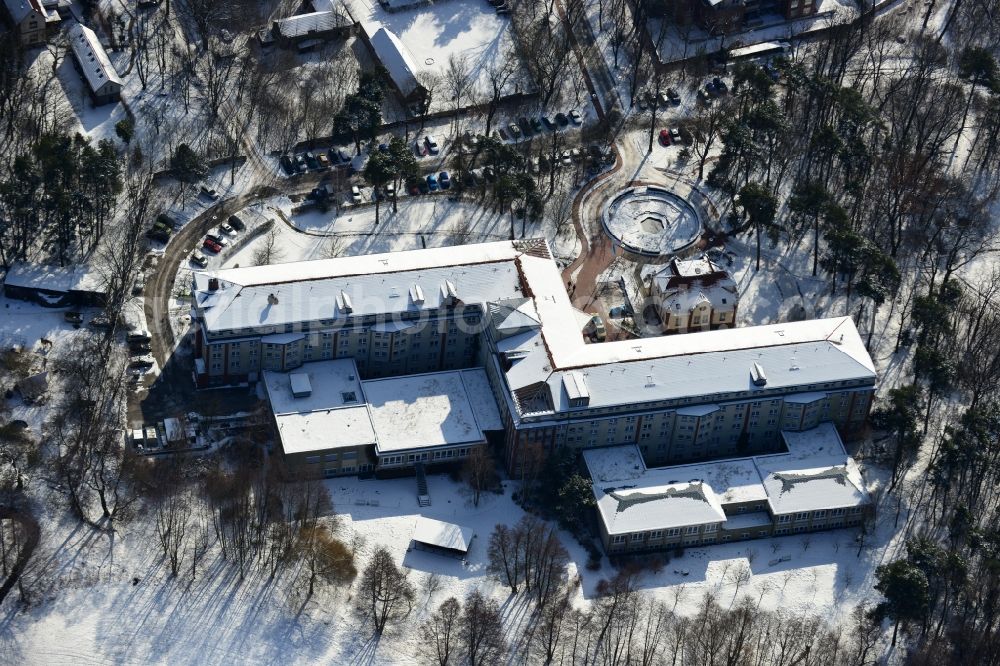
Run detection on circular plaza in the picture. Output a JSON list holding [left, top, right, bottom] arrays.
[[601, 185, 703, 259]]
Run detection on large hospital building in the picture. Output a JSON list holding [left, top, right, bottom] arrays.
[[190, 239, 876, 549]]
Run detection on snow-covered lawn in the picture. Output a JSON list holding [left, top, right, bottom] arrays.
[[2, 468, 897, 664]]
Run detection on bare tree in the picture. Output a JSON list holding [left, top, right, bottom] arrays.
[[155, 492, 192, 577], [252, 228, 284, 266], [463, 446, 498, 507], [460, 589, 505, 666], [421, 596, 461, 665], [295, 522, 356, 598], [359, 546, 415, 634]]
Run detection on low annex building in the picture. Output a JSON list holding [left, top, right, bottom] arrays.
[[261, 358, 502, 477], [192, 239, 876, 484], [67, 23, 122, 105], [584, 422, 869, 553]]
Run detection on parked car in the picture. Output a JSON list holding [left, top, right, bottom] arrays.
[[64, 311, 83, 324], [507, 123, 522, 139], [555, 112, 569, 127], [697, 89, 712, 106], [670, 127, 682, 144], [712, 77, 728, 94], [568, 109, 583, 125], [666, 87, 681, 104], [541, 115, 556, 130], [280, 155, 295, 174], [560, 150, 572, 166], [659, 129, 670, 146], [439, 171, 451, 189], [351, 185, 363, 204], [219, 223, 236, 236], [227, 215, 245, 231], [190, 252, 209, 268], [637, 95, 648, 111], [316, 153, 331, 169], [657, 91, 670, 107], [199, 186, 218, 199], [203, 237, 222, 253], [588, 313, 606, 341], [426, 173, 439, 191], [89, 315, 112, 329], [206, 232, 228, 246], [530, 117, 544, 134], [157, 213, 178, 229], [294, 155, 307, 172], [423, 135, 440, 155], [303, 152, 318, 169], [145, 228, 169, 243]]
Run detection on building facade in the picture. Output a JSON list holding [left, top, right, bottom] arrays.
[[68, 24, 122, 105], [2, 0, 58, 47]]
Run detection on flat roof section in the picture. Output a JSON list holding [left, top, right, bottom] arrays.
[[363, 369, 498, 454]]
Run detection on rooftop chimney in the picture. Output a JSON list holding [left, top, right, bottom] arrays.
[[267, 293, 279, 305], [207, 277, 219, 292]]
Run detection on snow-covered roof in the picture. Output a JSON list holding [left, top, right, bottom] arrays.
[[364, 369, 501, 454], [264, 361, 501, 456], [363, 23, 421, 97], [263, 359, 376, 454], [412, 516, 474, 553], [195, 240, 876, 420], [671, 257, 725, 278], [4, 262, 104, 294], [275, 10, 350, 38], [3, 0, 47, 23], [68, 23, 123, 94], [583, 424, 870, 534]]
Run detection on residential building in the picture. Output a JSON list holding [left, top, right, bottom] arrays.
[[191, 239, 876, 478], [649, 256, 738, 332], [268, 7, 352, 50], [658, 0, 820, 37], [2, 0, 58, 47], [583, 423, 870, 553], [67, 24, 122, 105]]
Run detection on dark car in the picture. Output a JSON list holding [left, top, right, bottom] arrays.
[[303, 152, 318, 169], [228, 215, 245, 231], [555, 112, 569, 127], [666, 87, 681, 104], [295, 155, 307, 172], [657, 91, 670, 108], [712, 77, 728, 94], [64, 311, 83, 324], [541, 116, 556, 130], [530, 117, 544, 133], [146, 228, 169, 243], [439, 171, 451, 189], [280, 155, 295, 175]]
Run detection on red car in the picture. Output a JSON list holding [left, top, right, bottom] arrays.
[[658, 129, 671, 146], [203, 237, 222, 253]]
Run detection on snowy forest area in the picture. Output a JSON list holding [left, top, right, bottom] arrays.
[[1, 0, 1000, 661]]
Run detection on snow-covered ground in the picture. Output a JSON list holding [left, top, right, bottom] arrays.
[[344, 0, 520, 115], [1, 465, 899, 664]]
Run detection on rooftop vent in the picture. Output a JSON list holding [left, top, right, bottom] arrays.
[[337, 290, 353, 313], [267, 293, 279, 305], [750, 362, 767, 387], [207, 277, 219, 292], [410, 284, 425, 304]]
